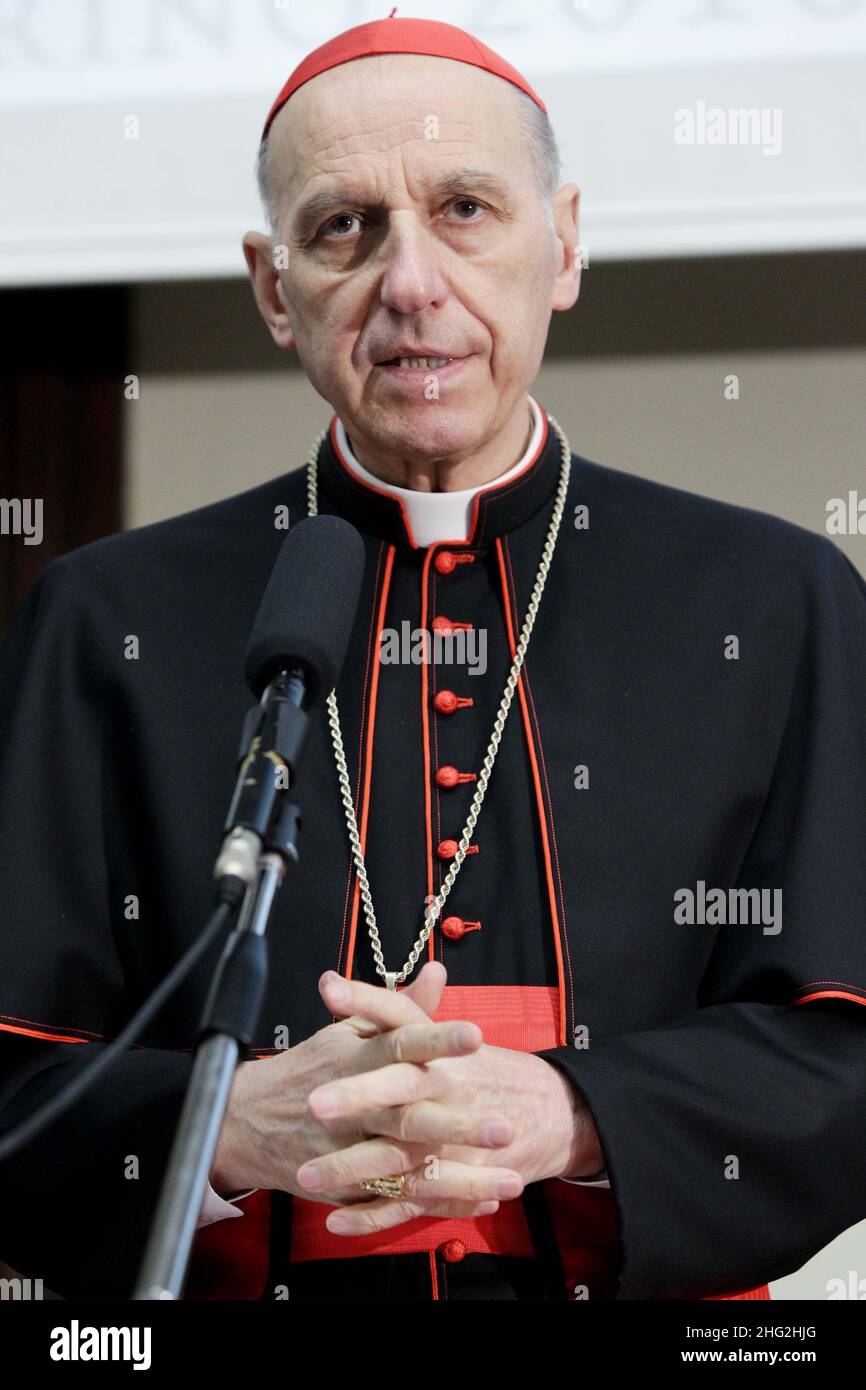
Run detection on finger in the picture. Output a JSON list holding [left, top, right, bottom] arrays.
[[327, 1199, 499, 1235], [326, 1192, 508, 1236], [370, 1101, 514, 1149], [345, 1004, 478, 1055], [378, 1019, 481, 1066], [402, 961, 447, 1018], [309, 1060, 435, 1120], [296, 1137, 418, 1195], [299, 1143, 521, 1204], [333, 967, 453, 1045], [308, 1024, 481, 1120], [319, 971, 430, 1032], [394, 1158, 523, 1204]]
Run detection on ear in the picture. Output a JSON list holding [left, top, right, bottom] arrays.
[[551, 183, 581, 313], [242, 230, 297, 352]]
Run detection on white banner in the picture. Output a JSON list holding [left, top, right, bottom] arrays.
[[1, 0, 864, 282]]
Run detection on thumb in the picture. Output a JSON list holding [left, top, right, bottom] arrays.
[[402, 960, 447, 1017]]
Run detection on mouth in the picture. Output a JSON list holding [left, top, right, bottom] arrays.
[[375, 354, 468, 372]]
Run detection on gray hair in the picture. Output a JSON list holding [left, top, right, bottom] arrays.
[[256, 86, 561, 239], [517, 92, 562, 230]]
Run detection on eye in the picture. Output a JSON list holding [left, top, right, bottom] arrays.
[[447, 197, 486, 222], [320, 213, 364, 240]]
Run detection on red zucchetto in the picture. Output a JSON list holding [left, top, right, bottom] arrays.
[[261, 10, 547, 140]]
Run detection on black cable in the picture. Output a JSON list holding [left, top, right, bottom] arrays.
[[0, 896, 240, 1164]]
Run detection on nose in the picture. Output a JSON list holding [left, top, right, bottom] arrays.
[[378, 219, 449, 315]]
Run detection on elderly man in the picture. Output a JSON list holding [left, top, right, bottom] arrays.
[[0, 16, 865, 1304]]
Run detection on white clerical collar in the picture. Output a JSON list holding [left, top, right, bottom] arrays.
[[333, 395, 545, 546]]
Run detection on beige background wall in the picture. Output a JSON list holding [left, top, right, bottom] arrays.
[[126, 254, 866, 1299], [127, 256, 865, 584], [126, 350, 865, 577]]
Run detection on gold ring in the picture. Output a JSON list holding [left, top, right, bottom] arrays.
[[359, 1174, 406, 1199]]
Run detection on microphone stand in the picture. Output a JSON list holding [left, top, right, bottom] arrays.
[[132, 669, 307, 1301]]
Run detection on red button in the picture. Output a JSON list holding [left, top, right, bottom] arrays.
[[431, 615, 473, 635], [437, 839, 479, 861], [436, 765, 478, 789], [442, 916, 482, 940], [434, 690, 473, 715], [434, 551, 475, 576], [441, 1239, 466, 1262]]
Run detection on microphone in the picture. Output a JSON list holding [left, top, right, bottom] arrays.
[[214, 515, 364, 895], [245, 515, 365, 706]]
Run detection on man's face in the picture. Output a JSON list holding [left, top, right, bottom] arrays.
[[248, 54, 578, 471]]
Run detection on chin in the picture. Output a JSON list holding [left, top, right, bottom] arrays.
[[365, 402, 482, 462]]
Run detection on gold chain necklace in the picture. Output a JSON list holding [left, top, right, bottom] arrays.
[[306, 413, 572, 988]]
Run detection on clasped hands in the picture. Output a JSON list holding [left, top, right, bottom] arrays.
[[211, 961, 602, 1236]]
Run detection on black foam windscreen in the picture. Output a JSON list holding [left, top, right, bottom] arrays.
[[244, 515, 365, 704]]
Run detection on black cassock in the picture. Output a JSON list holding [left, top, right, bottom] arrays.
[[1, 406, 865, 1301]]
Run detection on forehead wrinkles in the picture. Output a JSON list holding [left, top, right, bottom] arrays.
[[286, 123, 510, 221], [309, 115, 471, 167], [289, 114, 486, 192]]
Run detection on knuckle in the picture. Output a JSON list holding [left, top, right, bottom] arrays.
[[320, 1155, 352, 1189], [359, 1200, 421, 1232], [474, 1173, 497, 1199], [438, 1201, 475, 1219], [448, 1116, 474, 1145], [349, 1209, 378, 1234], [406, 1067, 428, 1100], [389, 1029, 412, 1064], [381, 1140, 410, 1172], [387, 1062, 424, 1101], [393, 1107, 418, 1142]]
